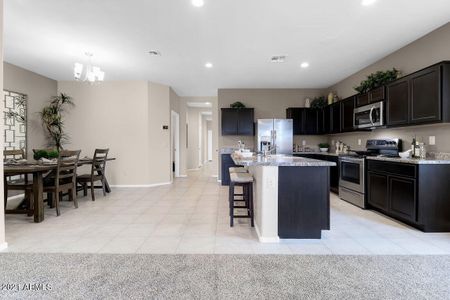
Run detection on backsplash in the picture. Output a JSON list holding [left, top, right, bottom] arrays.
[[327, 123, 450, 153]]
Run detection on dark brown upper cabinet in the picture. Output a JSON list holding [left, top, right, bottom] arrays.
[[387, 78, 409, 126], [387, 62, 450, 127], [221, 108, 254, 136], [340, 96, 355, 132], [356, 86, 385, 107], [410, 65, 440, 124], [330, 102, 341, 134], [286, 108, 320, 135]]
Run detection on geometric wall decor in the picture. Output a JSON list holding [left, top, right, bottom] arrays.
[[4, 90, 27, 154]]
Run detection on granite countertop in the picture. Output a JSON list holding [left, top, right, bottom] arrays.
[[293, 151, 339, 157], [231, 153, 336, 167], [366, 156, 450, 165], [220, 147, 238, 154]]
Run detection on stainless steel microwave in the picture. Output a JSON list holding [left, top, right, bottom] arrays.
[[354, 101, 384, 129]]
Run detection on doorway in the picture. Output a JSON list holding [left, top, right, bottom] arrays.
[[207, 129, 213, 162], [171, 110, 180, 178]]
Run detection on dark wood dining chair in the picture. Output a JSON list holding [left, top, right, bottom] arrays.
[[77, 148, 109, 201], [43, 150, 81, 216], [3, 149, 33, 215]]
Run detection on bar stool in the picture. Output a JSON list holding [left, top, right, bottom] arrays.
[[229, 172, 254, 227], [229, 167, 248, 173], [229, 166, 248, 199]]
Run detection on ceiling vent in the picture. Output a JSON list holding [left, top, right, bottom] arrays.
[[270, 55, 286, 63], [148, 50, 161, 56]]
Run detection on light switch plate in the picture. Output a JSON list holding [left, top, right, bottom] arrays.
[[302, 140, 306, 146], [358, 139, 362, 146], [429, 136, 436, 145]]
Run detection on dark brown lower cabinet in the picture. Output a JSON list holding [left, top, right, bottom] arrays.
[[367, 159, 450, 232], [367, 172, 389, 211], [389, 176, 416, 223], [294, 154, 339, 193]]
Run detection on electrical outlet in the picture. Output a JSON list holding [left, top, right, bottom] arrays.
[[358, 139, 362, 146], [429, 136, 436, 145], [302, 140, 306, 146]]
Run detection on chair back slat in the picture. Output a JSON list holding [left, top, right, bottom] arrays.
[[4, 149, 25, 160], [55, 150, 81, 187], [90, 148, 109, 179]]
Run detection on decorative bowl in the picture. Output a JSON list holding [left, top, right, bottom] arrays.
[[320, 148, 329, 152]]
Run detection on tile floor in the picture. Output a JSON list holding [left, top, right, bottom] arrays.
[[2, 167, 450, 255]]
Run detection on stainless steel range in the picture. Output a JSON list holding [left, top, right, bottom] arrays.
[[338, 138, 401, 208]]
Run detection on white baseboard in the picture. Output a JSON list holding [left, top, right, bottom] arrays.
[[178, 175, 188, 178], [110, 182, 172, 188], [211, 174, 218, 178], [255, 224, 280, 243], [0, 242, 8, 251], [187, 168, 200, 171]]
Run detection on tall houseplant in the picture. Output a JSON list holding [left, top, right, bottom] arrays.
[[40, 93, 74, 151]]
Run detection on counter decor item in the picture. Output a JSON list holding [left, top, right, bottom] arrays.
[[318, 143, 329, 152], [354, 68, 401, 94], [230, 101, 246, 109], [304, 98, 311, 108], [310, 96, 327, 109], [399, 149, 412, 159]]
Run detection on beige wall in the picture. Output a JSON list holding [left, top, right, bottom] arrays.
[[0, 0, 6, 249], [148, 82, 171, 184], [218, 88, 326, 150], [327, 22, 450, 152], [3, 62, 57, 158], [329, 22, 450, 98], [58, 81, 172, 186]]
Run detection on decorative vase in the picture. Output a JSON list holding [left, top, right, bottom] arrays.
[[305, 98, 311, 108], [327, 92, 334, 105]]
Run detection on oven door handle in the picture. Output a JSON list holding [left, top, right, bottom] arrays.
[[369, 106, 375, 125]]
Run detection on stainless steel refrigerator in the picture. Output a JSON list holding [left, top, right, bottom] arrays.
[[256, 119, 293, 155]]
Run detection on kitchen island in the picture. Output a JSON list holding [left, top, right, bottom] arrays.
[[231, 154, 336, 242]]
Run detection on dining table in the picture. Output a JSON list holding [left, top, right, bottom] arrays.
[[4, 157, 116, 223]]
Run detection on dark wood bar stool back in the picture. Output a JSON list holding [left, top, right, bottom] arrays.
[[43, 150, 81, 216], [77, 148, 109, 201], [228, 172, 254, 227], [3, 149, 33, 215]]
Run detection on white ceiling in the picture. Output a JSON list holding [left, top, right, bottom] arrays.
[[4, 0, 450, 96]]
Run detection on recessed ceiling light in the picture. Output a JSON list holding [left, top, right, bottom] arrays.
[[271, 55, 286, 63], [361, 0, 376, 6], [192, 0, 205, 7], [205, 62, 213, 68], [148, 50, 161, 56], [300, 62, 309, 68]]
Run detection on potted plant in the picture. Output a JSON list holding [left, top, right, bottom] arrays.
[[354, 68, 401, 94], [318, 143, 330, 153], [33, 149, 59, 160], [40, 93, 74, 151]]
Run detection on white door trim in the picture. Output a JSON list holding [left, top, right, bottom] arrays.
[[171, 110, 180, 178]]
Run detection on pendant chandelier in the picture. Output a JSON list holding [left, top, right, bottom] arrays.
[[73, 52, 105, 83]]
